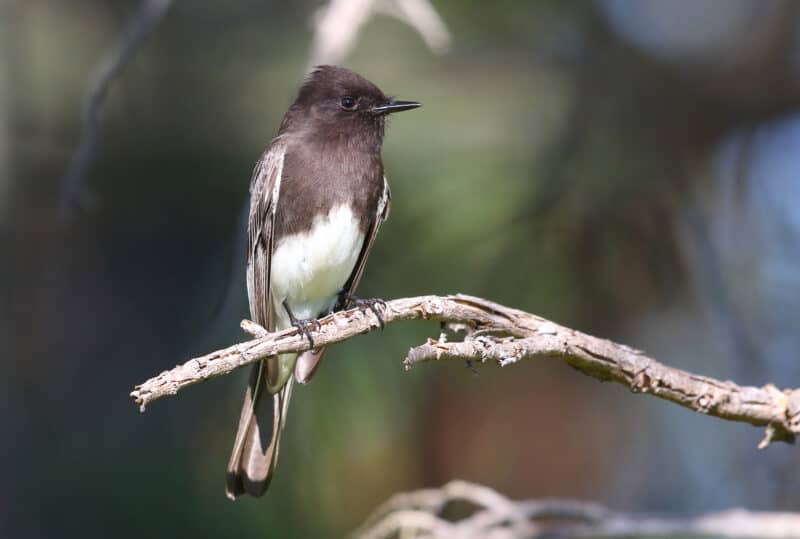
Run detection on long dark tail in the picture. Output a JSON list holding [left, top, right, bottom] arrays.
[[226, 359, 292, 499]]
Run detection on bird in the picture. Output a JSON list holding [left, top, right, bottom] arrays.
[[225, 65, 420, 499]]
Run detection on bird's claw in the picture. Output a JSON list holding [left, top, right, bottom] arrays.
[[292, 318, 319, 348], [282, 299, 319, 348], [341, 292, 387, 329]]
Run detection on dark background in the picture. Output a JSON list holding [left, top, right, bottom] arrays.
[[5, 0, 800, 537]]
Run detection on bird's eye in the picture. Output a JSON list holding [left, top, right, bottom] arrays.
[[340, 96, 357, 110]]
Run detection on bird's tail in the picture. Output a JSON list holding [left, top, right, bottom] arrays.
[[226, 358, 293, 499]]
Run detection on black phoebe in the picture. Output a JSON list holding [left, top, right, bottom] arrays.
[[226, 65, 420, 499]]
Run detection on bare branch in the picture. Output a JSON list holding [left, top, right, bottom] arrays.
[[308, 0, 451, 68], [375, 0, 452, 54], [130, 294, 800, 447], [353, 480, 800, 539], [58, 0, 172, 220]]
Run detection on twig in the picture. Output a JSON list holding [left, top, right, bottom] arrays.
[[375, 0, 451, 54], [307, 0, 451, 68], [353, 480, 800, 539], [58, 0, 172, 220], [130, 294, 800, 448]]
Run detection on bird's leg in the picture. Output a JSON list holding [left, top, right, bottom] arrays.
[[338, 290, 387, 329], [282, 299, 320, 348]]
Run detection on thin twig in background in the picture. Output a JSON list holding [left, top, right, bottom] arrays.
[[131, 294, 800, 448], [376, 0, 451, 53], [58, 0, 172, 221], [353, 480, 800, 538], [308, 0, 450, 68]]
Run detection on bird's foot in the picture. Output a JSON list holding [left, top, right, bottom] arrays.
[[340, 292, 387, 329], [282, 299, 320, 348]]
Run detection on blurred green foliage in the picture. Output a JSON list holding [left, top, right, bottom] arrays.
[[5, 1, 800, 537]]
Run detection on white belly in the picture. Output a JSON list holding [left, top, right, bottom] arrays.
[[270, 204, 365, 329]]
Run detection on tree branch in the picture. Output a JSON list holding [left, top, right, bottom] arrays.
[[130, 294, 800, 447], [353, 480, 800, 538], [58, 0, 172, 220], [307, 0, 450, 69]]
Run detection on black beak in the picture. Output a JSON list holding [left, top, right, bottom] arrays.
[[372, 100, 421, 114]]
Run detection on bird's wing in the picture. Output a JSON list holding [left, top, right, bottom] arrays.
[[340, 175, 392, 299], [246, 140, 286, 330], [294, 176, 391, 384], [226, 140, 286, 499]]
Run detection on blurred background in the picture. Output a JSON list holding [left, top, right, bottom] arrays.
[[5, 0, 800, 536]]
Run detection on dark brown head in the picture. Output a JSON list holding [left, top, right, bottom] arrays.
[[279, 65, 420, 144]]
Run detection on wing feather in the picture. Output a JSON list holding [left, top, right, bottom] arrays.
[[226, 140, 286, 498], [246, 140, 286, 329], [342, 175, 392, 298]]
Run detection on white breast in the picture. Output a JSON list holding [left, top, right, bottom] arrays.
[[270, 204, 365, 329]]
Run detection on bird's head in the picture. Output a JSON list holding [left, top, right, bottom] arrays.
[[282, 65, 420, 142]]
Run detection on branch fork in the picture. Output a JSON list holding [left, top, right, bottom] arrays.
[[131, 294, 800, 448]]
